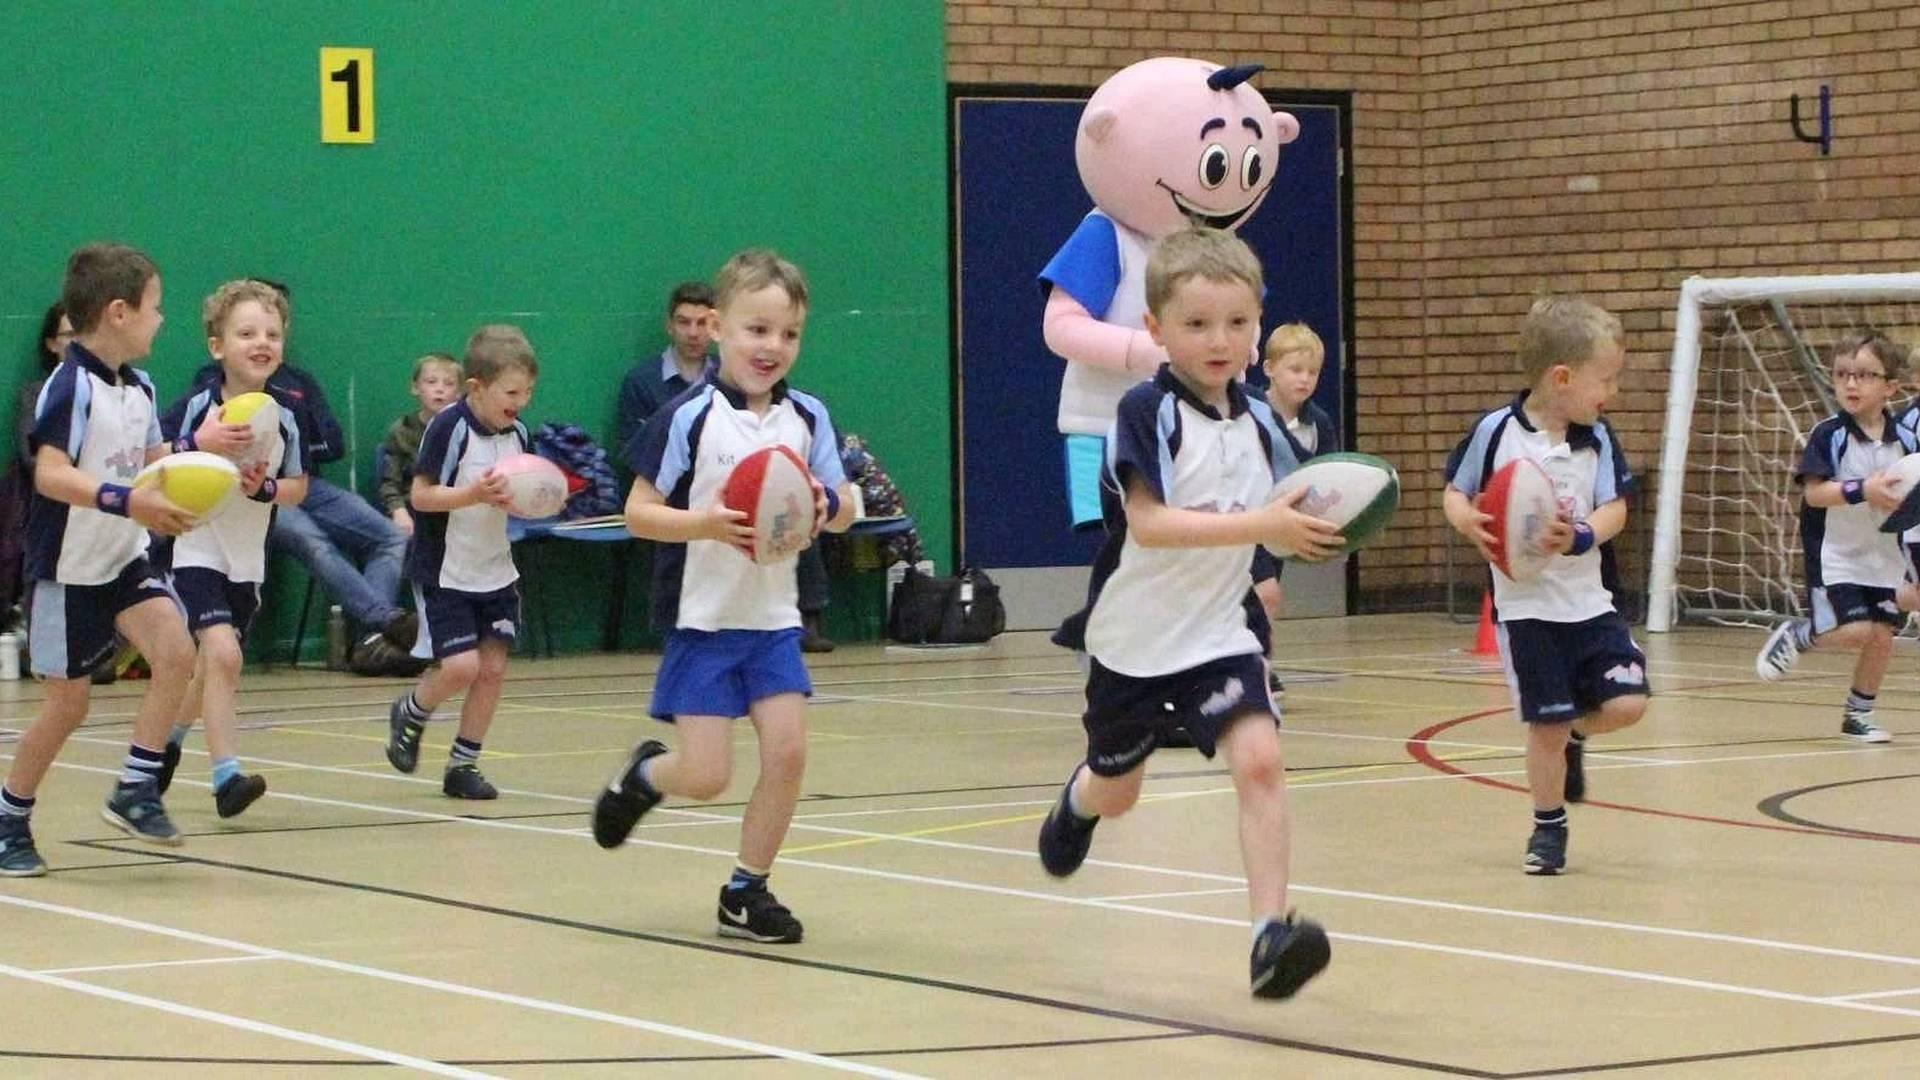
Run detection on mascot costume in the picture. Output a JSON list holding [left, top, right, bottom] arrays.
[[1039, 57, 1298, 529]]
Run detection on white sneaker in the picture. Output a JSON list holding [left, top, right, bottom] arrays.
[[1755, 619, 1806, 681], [1841, 713, 1892, 743]]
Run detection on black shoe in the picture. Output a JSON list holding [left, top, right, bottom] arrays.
[[353, 633, 427, 677], [443, 764, 498, 800], [0, 814, 46, 877], [1250, 915, 1331, 999], [799, 612, 835, 654], [1564, 735, 1587, 803], [381, 610, 420, 649], [593, 739, 666, 848], [1524, 825, 1567, 875], [214, 774, 267, 818], [386, 696, 424, 774], [1267, 670, 1286, 698], [1037, 766, 1098, 877], [102, 780, 182, 846], [156, 740, 183, 796], [717, 883, 804, 943]]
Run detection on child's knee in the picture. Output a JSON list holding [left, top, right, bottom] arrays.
[[680, 756, 732, 801], [200, 633, 244, 678], [439, 649, 481, 685], [1601, 694, 1648, 727], [146, 625, 198, 678], [760, 734, 806, 781], [1228, 731, 1285, 789], [474, 646, 509, 684]]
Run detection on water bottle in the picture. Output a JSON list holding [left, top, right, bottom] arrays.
[[326, 605, 347, 670], [0, 632, 19, 681]]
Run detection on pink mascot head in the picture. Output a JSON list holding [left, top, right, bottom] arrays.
[[1076, 58, 1300, 240]]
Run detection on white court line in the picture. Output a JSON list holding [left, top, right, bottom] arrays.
[[0, 958, 492, 1077], [37, 953, 279, 976], [1827, 986, 1920, 1002], [1088, 887, 1245, 903], [0, 894, 924, 1079]]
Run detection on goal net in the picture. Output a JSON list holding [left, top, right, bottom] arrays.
[[1648, 274, 1920, 632]]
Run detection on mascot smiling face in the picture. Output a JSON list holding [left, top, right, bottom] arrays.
[[1075, 58, 1300, 241]]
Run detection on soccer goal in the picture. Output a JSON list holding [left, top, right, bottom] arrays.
[[1647, 274, 1920, 633]]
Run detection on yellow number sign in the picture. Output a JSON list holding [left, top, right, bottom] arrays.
[[320, 47, 374, 144]]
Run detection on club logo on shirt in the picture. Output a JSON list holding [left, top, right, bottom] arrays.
[[1198, 677, 1245, 717], [104, 447, 144, 479]]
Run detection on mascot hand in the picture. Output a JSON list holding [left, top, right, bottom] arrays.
[[1042, 291, 1166, 380]]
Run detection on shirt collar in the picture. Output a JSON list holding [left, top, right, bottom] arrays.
[[707, 371, 788, 410], [1508, 389, 1600, 451], [451, 398, 499, 437], [1839, 408, 1901, 444], [65, 341, 132, 386], [1152, 364, 1250, 420], [660, 348, 716, 384]]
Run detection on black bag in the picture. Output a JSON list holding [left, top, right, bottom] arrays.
[[888, 566, 1005, 644]]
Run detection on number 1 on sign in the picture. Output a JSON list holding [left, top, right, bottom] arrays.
[[320, 47, 374, 143]]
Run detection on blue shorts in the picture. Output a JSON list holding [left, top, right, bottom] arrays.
[[1081, 652, 1273, 776], [1064, 434, 1105, 529], [170, 566, 261, 640], [28, 556, 172, 680], [1497, 613, 1650, 724], [650, 627, 811, 721], [1809, 583, 1901, 635], [413, 583, 521, 659]]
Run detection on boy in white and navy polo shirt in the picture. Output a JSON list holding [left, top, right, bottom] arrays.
[[384, 324, 540, 801], [1445, 296, 1649, 876], [1036, 228, 1336, 1001], [593, 249, 855, 947], [1756, 333, 1917, 746], [0, 244, 202, 876]]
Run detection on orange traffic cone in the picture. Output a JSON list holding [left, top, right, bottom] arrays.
[[1472, 592, 1499, 656]]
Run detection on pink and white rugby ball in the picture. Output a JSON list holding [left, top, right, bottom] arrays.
[[492, 454, 569, 519], [1478, 458, 1560, 583], [722, 445, 817, 565]]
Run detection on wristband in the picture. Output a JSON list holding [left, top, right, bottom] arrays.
[[822, 486, 841, 521], [96, 483, 132, 517], [1842, 478, 1866, 505], [1568, 521, 1595, 556], [171, 432, 197, 453], [249, 477, 278, 503]]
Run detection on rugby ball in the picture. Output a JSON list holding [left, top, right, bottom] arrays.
[[491, 454, 569, 519], [219, 391, 281, 471], [721, 445, 817, 565], [1878, 451, 1920, 533], [1266, 452, 1400, 560], [1478, 458, 1560, 583], [132, 451, 240, 518]]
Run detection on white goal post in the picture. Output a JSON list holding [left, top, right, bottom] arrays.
[[1648, 273, 1920, 632]]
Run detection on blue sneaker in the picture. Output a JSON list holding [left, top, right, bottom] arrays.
[[386, 695, 424, 774], [102, 780, 182, 846], [1037, 765, 1098, 877], [1250, 915, 1331, 999], [1524, 825, 1567, 875], [1755, 619, 1806, 681], [0, 815, 46, 877]]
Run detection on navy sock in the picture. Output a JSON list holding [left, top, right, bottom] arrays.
[[0, 786, 33, 817], [726, 866, 769, 893], [1534, 807, 1568, 830], [449, 736, 481, 767], [1845, 688, 1876, 717], [401, 692, 431, 723], [120, 744, 165, 788]]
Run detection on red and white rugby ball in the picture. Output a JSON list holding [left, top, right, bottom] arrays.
[[722, 445, 817, 565], [1478, 458, 1560, 583], [492, 454, 569, 519]]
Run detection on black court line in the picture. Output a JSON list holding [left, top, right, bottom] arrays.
[[1502, 1028, 1920, 1077], [108, 808, 588, 841], [70, 839, 1494, 1077], [1757, 772, 1920, 841], [43, 858, 185, 874]]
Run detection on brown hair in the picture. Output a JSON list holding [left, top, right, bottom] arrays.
[[463, 325, 539, 383], [1144, 227, 1263, 317], [62, 243, 158, 334], [1830, 331, 1909, 382], [1517, 295, 1624, 381], [714, 249, 808, 311], [202, 279, 289, 338]]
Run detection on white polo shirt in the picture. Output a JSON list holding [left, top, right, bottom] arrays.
[[25, 345, 161, 585], [1798, 411, 1916, 590], [166, 386, 305, 583], [406, 399, 528, 593]]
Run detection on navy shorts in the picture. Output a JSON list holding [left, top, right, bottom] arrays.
[[413, 583, 521, 659], [1497, 613, 1650, 724], [27, 556, 172, 680], [170, 566, 261, 640], [1809, 583, 1901, 635], [650, 627, 811, 721], [1082, 652, 1274, 776], [1250, 545, 1283, 586]]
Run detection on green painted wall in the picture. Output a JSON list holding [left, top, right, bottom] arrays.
[[2, 1, 951, 657]]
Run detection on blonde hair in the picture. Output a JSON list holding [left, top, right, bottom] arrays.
[[1263, 322, 1324, 367], [1831, 331, 1909, 382], [463, 325, 538, 384], [1517, 295, 1623, 382], [202, 279, 289, 338], [1144, 227, 1263, 317], [411, 352, 461, 383], [714, 249, 809, 311]]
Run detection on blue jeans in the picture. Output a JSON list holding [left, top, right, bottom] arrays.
[[269, 477, 406, 630]]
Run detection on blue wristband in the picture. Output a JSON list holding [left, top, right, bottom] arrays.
[[96, 483, 132, 517], [171, 432, 196, 454], [1568, 521, 1595, 556], [248, 477, 278, 503], [822, 486, 841, 521], [1842, 479, 1866, 505]]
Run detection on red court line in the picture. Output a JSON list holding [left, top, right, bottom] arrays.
[[1404, 711, 1920, 847]]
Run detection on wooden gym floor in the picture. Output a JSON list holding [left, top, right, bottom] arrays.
[[4, 613, 1920, 1078]]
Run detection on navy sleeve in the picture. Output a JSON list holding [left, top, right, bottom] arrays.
[[631, 396, 692, 493], [1445, 410, 1507, 498], [413, 409, 457, 485], [29, 364, 85, 461], [1106, 386, 1169, 503], [1037, 212, 1122, 318], [276, 408, 306, 479], [1797, 421, 1839, 483], [615, 365, 658, 458]]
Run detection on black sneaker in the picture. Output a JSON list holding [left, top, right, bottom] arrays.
[[717, 883, 804, 943], [1524, 825, 1567, 875], [1564, 735, 1586, 803], [386, 696, 424, 774], [799, 612, 835, 654], [102, 780, 182, 846], [0, 814, 46, 877], [381, 610, 420, 649], [593, 739, 666, 848], [1037, 766, 1098, 877], [156, 740, 183, 796], [1267, 670, 1286, 698], [443, 764, 498, 800], [1250, 915, 1331, 999], [214, 774, 267, 818]]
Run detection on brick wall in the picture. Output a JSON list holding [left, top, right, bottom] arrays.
[[947, 0, 1920, 612]]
